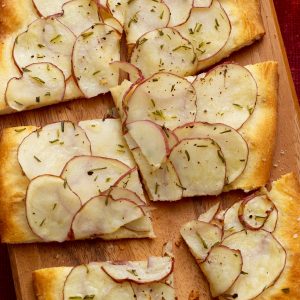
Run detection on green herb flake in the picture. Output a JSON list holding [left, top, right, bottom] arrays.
[[39, 218, 46, 226], [38, 43, 45, 48], [49, 139, 59, 144], [61, 121, 65, 132], [44, 92, 51, 96], [14, 128, 26, 133], [81, 32, 94, 39], [155, 182, 159, 194], [185, 150, 190, 161], [127, 269, 138, 276], [233, 103, 243, 109], [87, 167, 107, 175], [159, 10, 164, 19], [52, 203, 57, 210], [214, 18, 220, 30], [218, 150, 225, 164], [220, 129, 231, 134], [36, 96, 40, 103], [93, 70, 100, 76], [50, 34, 62, 43], [34, 155, 41, 162], [22, 67, 31, 73], [30, 76, 45, 85], [175, 182, 187, 190], [196, 232, 208, 249], [138, 38, 148, 46]]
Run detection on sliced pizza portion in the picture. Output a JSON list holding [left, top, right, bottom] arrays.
[[181, 173, 300, 299], [0, 118, 154, 244], [33, 243, 176, 300], [111, 61, 277, 201]]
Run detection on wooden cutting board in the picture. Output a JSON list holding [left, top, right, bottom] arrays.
[[2, 0, 299, 299]]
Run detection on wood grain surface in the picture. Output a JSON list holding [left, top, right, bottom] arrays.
[[2, 0, 300, 299]]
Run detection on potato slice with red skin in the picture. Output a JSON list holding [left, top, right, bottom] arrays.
[[198, 202, 220, 222], [127, 121, 169, 168], [18, 121, 91, 180], [223, 201, 243, 238], [163, 0, 193, 27], [124, 216, 153, 232], [125, 73, 197, 130], [13, 17, 76, 78], [33, 0, 69, 16], [201, 246, 242, 297], [63, 262, 132, 300], [102, 256, 173, 284], [130, 28, 197, 78], [26, 175, 81, 242], [173, 122, 248, 184], [110, 61, 144, 84], [194, 63, 258, 129], [131, 148, 183, 201], [61, 156, 130, 204], [124, 0, 170, 45], [222, 230, 286, 300], [238, 195, 275, 230], [180, 220, 222, 262], [262, 207, 278, 232], [72, 196, 144, 239], [6, 63, 65, 111], [58, 0, 101, 36], [131, 282, 175, 300], [193, 0, 212, 7], [175, 1, 231, 61], [169, 138, 226, 197], [72, 24, 121, 98]]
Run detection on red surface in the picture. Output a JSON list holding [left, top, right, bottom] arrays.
[[0, 1, 299, 298]]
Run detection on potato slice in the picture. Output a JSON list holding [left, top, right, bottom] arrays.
[[175, 0, 230, 61], [262, 207, 278, 232], [13, 18, 76, 78], [33, 0, 68, 16], [72, 196, 144, 239], [201, 246, 242, 297], [180, 220, 222, 262], [61, 156, 130, 204], [79, 119, 135, 167], [163, 0, 193, 26], [169, 138, 226, 197], [126, 73, 197, 130], [6, 63, 65, 111], [26, 175, 81, 242], [193, 0, 212, 7], [131, 148, 183, 201], [18, 121, 91, 180], [72, 24, 121, 98], [102, 256, 173, 283], [222, 230, 286, 300], [114, 167, 146, 202], [124, 0, 170, 45], [58, 0, 101, 36], [124, 216, 153, 232], [127, 121, 169, 168], [132, 282, 175, 300], [130, 28, 197, 78], [194, 63, 258, 129], [174, 122, 248, 184], [107, 0, 127, 26], [63, 262, 126, 299], [198, 202, 220, 222], [110, 61, 144, 84], [239, 195, 275, 230], [223, 201, 243, 238]]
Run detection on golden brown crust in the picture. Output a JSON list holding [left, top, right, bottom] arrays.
[[197, 0, 265, 71], [225, 61, 278, 192], [33, 267, 72, 300], [257, 173, 300, 299]]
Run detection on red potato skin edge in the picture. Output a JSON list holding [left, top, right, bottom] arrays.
[[5, 62, 66, 109]]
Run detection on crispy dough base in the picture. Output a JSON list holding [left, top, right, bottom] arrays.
[[185, 173, 300, 299], [0, 127, 155, 243], [196, 0, 265, 72]]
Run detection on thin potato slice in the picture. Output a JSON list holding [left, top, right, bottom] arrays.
[[72, 24, 121, 98], [201, 246, 242, 297], [126, 73, 197, 130], [6, 63, 65, 111], [110, 61, 144, 84], [33, 0, 69, 16], [18, 121, 91, 180], [169, 138, 226, 197], [222, 230, 286, 300], [58, 0, 101, 36], [132, 282, 175, 300], [124, 0, 170, 45], [127, 121, 169, 168], [223, 201, 243, 238], [163, 0, 193, 26], [194, 63, 258, 129], [198, 202, 220, 222], [132, 148, 183, 201], [239, 195, 275, 230], [124, 216, 153, 232], [130, 28, 197, 78], [174, 122, 248, 184], [26, 175, 81, 242], [72, 196, 144, 239], [180, 220, 222, 262], [61, 156, 130, 204], [102, 256, 173, 284], [175, 0, 231, 61], [13, 18, 76, 78]]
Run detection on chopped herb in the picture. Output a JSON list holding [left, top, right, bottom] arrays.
[[158, 30, 164, 36], [152, 110, 165, 119], [175, 182, 186, 190], [127, 269, 138, 276], [36, 96, 40, 103], [61, 121, 65, 132], [196, 232, 208, 249], [185, 150, 190, 161], [22, 67, 31, 73], [155, 182, 159, 194], [14, 128, 26, 133], [87, 167, 107, 175], [49, 139, 59, 144], [39, 218, 46, 226], [172, 45, 191, 51], [81, 32, 93, 39], [152, 78, 159, 82], [34, 155, 41, 162], [218, 150, 225, 164], [50, 34, 62, 43], [38, 43, 45, 48], [233, 103, 243, 109], [128, 12, 138, 27], [241, 271, 248, 275], [106, 177, 111, 182], [159, 10, 164, 19], [282, 288, 290, 294], [171, 84, 175, 92], [63, 179, 67, 188], [30, 76, 45, 85], [138, 38, 148, 46], [44, 92, 51, 96], [220, 129, 231, 134], [118, 144, 125, 148], [150, 99, 156, 107], [255, 215, 266, 221], [93, 70, 100, 76], [247, 106, 254, 115], [214, 18, 220, 30], [52, 203, 57, 210], [84, 296, 95, 300]]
